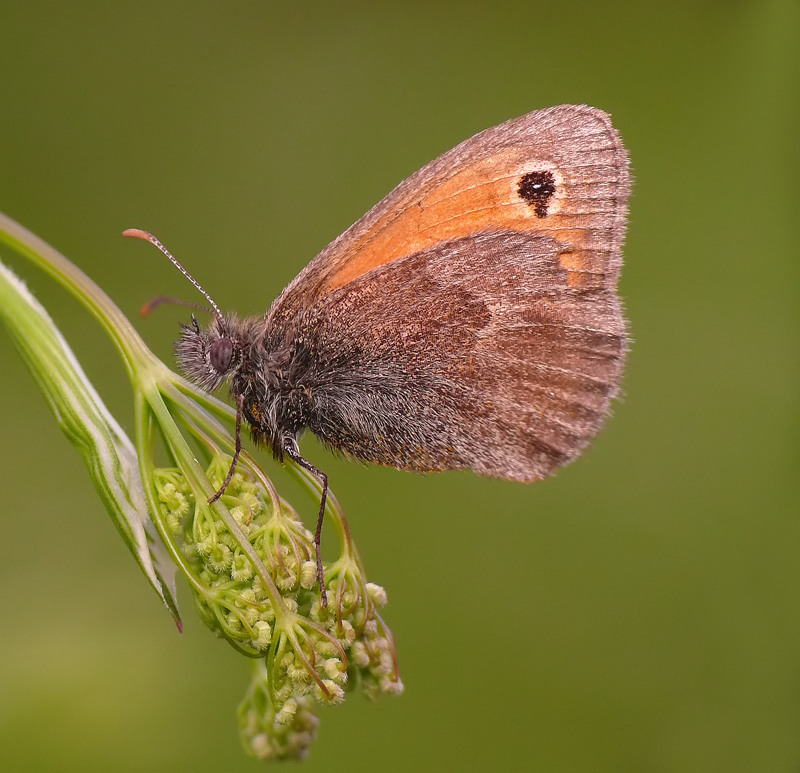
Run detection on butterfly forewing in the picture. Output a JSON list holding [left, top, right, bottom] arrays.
[[269, 105, 628, 319]]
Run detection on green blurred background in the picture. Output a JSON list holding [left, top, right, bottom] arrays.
[[0, 2, 797, 771]]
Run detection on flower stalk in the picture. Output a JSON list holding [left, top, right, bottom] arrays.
[[0, 213, 401, 761]]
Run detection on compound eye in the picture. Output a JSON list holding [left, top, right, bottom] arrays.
[[209, 337, 234, 374]]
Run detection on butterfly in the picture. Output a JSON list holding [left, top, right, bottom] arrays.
[[126, 104, 630, 602]]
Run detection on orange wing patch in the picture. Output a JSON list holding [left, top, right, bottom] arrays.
[[323, 146, 617, 292]]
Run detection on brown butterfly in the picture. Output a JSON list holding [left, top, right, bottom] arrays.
[[126, 104, 630, 602]]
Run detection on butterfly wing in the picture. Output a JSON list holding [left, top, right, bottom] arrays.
[[265, 105, 629, 481]]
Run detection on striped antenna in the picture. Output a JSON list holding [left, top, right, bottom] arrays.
[[123, 229, 224, 324]]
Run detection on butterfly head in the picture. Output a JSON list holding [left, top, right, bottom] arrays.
[[121, 228, 257, 394], [175, 313, 248, 392]]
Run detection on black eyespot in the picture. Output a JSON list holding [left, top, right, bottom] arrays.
[[209, 337, 234, 373], [518, 170, 556, 218]]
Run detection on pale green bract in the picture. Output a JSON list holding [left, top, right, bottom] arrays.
[[0, 259, 178, 615], [0, 214, 401, 762]]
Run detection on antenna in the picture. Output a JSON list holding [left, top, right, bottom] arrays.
[[123, 229, 225, 324]]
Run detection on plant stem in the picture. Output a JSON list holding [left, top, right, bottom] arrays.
[[0, 213, 158, 377]]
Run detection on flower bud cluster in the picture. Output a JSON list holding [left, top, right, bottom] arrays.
[[237, 661, 321, 761], [153, 457, 402, 760]]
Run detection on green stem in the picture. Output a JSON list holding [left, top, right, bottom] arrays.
[[0, 213, 158, 378]]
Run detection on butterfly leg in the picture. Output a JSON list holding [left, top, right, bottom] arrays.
[[208, 393, 246, 504], [283, 443, 329, 608]]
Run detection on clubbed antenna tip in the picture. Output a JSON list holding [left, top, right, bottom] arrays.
[[122, 228, 225, 324]]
